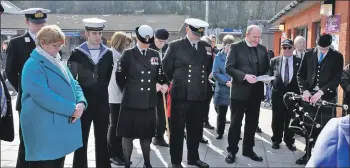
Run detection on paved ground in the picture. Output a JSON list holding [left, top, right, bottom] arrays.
[[1, 94, 306, 167]]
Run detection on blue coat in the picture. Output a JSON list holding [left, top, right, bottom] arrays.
[[212, 51, 231, 105], [306, 115, 350, 167], [20, 49, 87, 161]]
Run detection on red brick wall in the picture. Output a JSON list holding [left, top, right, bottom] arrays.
[[272, 1, 350, 116]]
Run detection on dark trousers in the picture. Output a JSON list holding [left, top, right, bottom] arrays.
[[227, 96, 261, 154], [16, 111, 29, 168], [215, 105, 228, 135], [271, 92, 295, 145], [107, 103, 123, 158], [155, 92, 166, 137], [203, 90, 213, 123], [29, 157, 65, 168], [170, 98, 205, 164], [73, 97, 111, 168]]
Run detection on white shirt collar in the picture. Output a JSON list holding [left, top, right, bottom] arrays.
[[28, 31, 36, 41], [317, 47, 328, 58], [186, 34, 198, 46], [283, 55, 293, 61], [136, 43, 147, 55]]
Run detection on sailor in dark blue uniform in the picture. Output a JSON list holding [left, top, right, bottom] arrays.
[[115, 25, 165, 168], [67, 18, 113, 168]]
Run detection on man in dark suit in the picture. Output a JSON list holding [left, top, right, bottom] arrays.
[[5, 8, 50, 168], [224, 25, 270, 163], [0, 2, 14, 144], [269, 39, 300, 151], [149, 28, 170, 147], [163, 18, 210, 168], [296, 33, 344, 164]]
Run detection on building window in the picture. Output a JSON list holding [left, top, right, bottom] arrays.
[[296, 26, 308, 44], [314, 21, 321, 46]]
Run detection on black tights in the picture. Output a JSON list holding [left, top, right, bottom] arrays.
[[122, 137, 151, 167]]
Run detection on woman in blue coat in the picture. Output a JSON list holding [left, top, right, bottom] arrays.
[[20, 25, 87, 168], [212, 35, 235, 139]]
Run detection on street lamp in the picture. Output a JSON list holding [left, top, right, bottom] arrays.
[[279, 23, 285, 31], [320, 0, 335, 16]]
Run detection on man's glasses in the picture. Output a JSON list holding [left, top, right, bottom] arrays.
[[282, 46, 292, 50]]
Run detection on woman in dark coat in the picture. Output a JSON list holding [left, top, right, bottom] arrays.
[[115, 25, 166, 168], [212, 35, 235, 139]]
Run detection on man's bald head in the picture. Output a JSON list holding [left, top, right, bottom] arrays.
[[245, 25, 262, 47]]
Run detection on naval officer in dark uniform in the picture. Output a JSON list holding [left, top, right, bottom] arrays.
[[163, 18, 210, 168], [5, 8, 50, 168], [296, 33, 344, 164], [67, 18, 113, 168], [115, 25, 165, 168], [149, 28, 170, 147]]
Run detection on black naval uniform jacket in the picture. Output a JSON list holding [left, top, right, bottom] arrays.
[[162, 37, 210, 101], [5, 32, 36, 111], [115, 46, 165, 109], [67, 42, 113, 104], [149, 42, 169, 85]]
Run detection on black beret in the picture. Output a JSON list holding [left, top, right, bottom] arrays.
[[154, 29, 169, 40], [0, 4, 4, 14], [317, 33, 332, 47]]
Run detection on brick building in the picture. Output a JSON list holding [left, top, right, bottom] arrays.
[[268, 0, 350, 116]]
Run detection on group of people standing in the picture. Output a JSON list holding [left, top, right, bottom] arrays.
[[0, 4, 349, 168]]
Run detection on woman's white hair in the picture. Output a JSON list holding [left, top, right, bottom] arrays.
[[200, 36, 212, 45], [294, 36, 306, 44]]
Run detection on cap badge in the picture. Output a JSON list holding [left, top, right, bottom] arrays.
[[145, 35, 150, 42], [198, 27, 204, 33], [34, 11, 44, 18]]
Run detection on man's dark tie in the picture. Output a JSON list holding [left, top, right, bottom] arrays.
[[142, 50, 146, 56], [192, 44, 196, 50], [284, 58, 289, 85]]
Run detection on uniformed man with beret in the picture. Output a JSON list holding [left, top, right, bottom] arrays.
[[115, 25, 165, 168], [67, 18, 113, 168], [296, 33, 344, 164], [5, 7, 50, 168], [149, 28, 170, 147], [163, 18, 210, 168]]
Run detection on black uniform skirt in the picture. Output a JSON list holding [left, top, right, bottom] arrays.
[[117, 106, 156, 139]]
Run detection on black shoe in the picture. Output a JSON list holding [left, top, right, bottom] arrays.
[[143, 163, 153, 168], [203, 122, 214, 129], [296, 154, 308, 165], [256, 126, 262, 133], [199, 137, 209, 144], [110, 157, 125, 166], [216, 134, 223, 140], [152, 137, 169, 147], [242, 151, 263, 162], [187, 160, 209, 168], [286, 144, 297, 151], [272, 143, 280, 149], [168, 163, 183, 168], [225, 152, 235, 164], [225, 119, 230, 124]]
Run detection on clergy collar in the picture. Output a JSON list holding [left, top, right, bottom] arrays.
[[244, 38, 253, 47]]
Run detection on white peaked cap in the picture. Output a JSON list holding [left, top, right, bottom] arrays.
[[184, 18, 209, 28], [138, 25, 154, 38]]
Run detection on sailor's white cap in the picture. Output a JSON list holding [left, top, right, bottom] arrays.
[[82, 18, 106, 31]]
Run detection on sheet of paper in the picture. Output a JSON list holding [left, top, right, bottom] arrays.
[[256, 75, 275, 82]]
